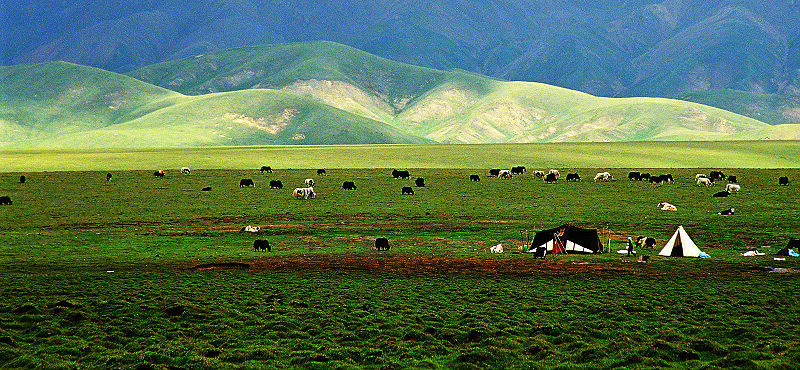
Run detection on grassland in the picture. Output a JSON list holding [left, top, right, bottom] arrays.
[[1, 143, 800, 367]]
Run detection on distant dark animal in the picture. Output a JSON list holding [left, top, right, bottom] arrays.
[[489, 169, 501, 177], [533, 170, 545, 178], [106, 173, 112, 181], [317, 169, 327, 176], [662, 174, 674, 183], [401, 186, 414, 195], [415, 178, 425, 187], [392, 169, 410, 179], [713, 191, 730, 197], [727, 175, 737, 183], [180, 167, 191, 174], [651, 174, 673, 184], [201, 187, 212, 191], [531, 246, 546, 258], [375, 238, 391, 251], [0, 196, 11, 205], [470, 175, 480, 181], [511, 166, 526, 174], [779, 176, 790, 186], [304, 178, 315, 187], [710, 171, 726, 181], [19, 175, 26, 183], [636, 236, 656, 249], [239, 179, 255, 187], [293, 187, 315, 199], [342, 181, 357, 190], [628, 172, 641, 181], [153, 170, 166, 178], [260, 166, 273, 174], [640, 173, 651, 181], [544, 172, 557, 183], [549, 169, 560, 178], [566, 173, 581, 182], [269, 180, 283, 189], [717, 208, 735, 215], [253, 240, 271, 252]]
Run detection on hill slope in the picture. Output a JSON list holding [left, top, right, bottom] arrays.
[[129, 42, 785, 144], [676, 89, 800, 126], [0, 62, 432, 147], [7, 1, 800, 97]]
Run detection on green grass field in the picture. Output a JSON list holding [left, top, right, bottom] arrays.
[[1, 144, 799, 367]]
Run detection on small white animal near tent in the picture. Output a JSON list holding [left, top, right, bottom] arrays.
[[658, 225, 702, 257]]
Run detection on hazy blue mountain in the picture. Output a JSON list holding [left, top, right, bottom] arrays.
[[4, 1, 800, 98]]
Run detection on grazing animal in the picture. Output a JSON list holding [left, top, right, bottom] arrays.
[[533, 170, 545, 178], [650, 174, 670, 184], [269, 180, 283, 189], [710, 171, 726, 181], [19, 175, 26, 183], [727, 175, 737, 183], [317, 169, 327, 176], [640, 173, 651, 181], [713, 190, 730, 197], [636, 236, 656, 249], [779, 176, 790, 186], [253, 240, 271, 252], [239, 179, 255, 187], [241, 225, 261, 232], [342, 181, 357, 190], [201, 187, 212, 191], [718, 208, 735, 215], [415, 178, 425, 187], [498, 170, 512, 179], [392, 169, 410, 179], [628, 172, 641, 181], [544, 173, 557, 183], [697, 177, 712, 187], [106, 173, 112, 181], [490, 243, 504, 253], [566, 173, 581, 182], [549, 169, 560, 178], [725, 184, 740, 193], [0, 196, 11, 205], [153, 170, 166, 178], [375, 238, 391, 251], [401, 186, 414, 195], [658, 202, 677, 211], [511, 166, 526, 174], [470, 175, 480, 181], [260, 166, 273, 173], [594, 172, 612, 182], [180, 167, 191, 174], [304, 178, 315, 187], [293, 187, 316, 199], [489, 169, 501, 177], [695, 174, 708, 180]]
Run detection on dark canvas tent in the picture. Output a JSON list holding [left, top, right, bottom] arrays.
[[527, 224, 602, 254], [777, 239, 800, 256]]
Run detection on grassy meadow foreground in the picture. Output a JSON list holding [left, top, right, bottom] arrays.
[[1, 143, 800, 367]]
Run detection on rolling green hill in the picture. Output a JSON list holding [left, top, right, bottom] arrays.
[[2, 42, 797, 148], [676, 89, 800, 126], [130, 42, 790, 144], [0, 61, 432, 147]]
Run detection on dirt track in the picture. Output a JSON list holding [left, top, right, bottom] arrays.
[[190, 255, 661, 276]]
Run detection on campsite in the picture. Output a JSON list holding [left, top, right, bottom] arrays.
[[1, 144, 800, 368]]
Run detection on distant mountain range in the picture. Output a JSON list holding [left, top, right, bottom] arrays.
[[2, 42, 797, 148], [5, 0, 800, 99]]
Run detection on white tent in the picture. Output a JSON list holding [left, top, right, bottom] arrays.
[[658, 225, 702, 257]]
